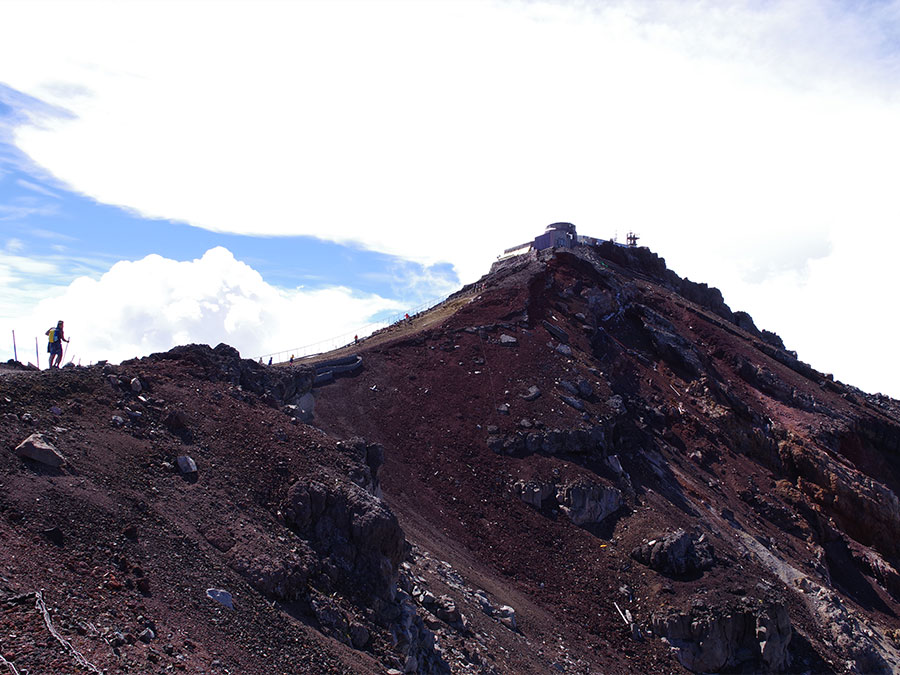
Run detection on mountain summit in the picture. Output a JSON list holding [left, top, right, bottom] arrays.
[[3, 239, 900, 673]]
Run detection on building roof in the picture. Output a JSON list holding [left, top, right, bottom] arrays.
[[545, 222, 577, 234]]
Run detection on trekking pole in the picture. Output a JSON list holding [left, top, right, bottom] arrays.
[[35, 337, 40, 369], [62, 338, 70, 366]]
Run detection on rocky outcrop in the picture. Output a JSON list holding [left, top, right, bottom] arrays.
[[389, 590, 449, 674], [556, 481, 622, 525], [231, 550, 312, 601], [514, 478, 622, 526], [651, 598, 792, 673], [792, 576, 896, 674], [335, 436, 385, 498], [774, 436, 900, 562], [488, 425, 606, 456], [580, 244, 791, 351], [637, 306, 703, 378], [737, 357, 792, 401], [282, 478, 404, 607], [631, 529, 714, 578], [140, 343, 315, 410], [542, 320, 569, 343], [513, 480, 556, 508]]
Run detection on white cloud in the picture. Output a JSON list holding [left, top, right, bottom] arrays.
[[0, 202, 59, 221], [15, 178, 59, 198], [0, 247, 403, 366], [1, 0, 899, 393]]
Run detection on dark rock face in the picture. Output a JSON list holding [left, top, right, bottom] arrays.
[[283, 479, 405, 607], [556, 481, 622, 525], [586, 241, 789, 351], [542, 320, 569, 343], [514, 480, 556, 508], [488, 425, 606, 456], [652, 599, 792, 672], [514, 479, 622, 526], [631, 529, 714, 578], [140, 343, 315, 409], [638, 306, 704, 379], [336, 436, 385, 497]]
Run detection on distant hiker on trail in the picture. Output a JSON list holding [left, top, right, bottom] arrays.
[[405, 313, 411, 323], [290, 355, 294, 364], [268, 356, 272, 366], [45, 320, 69, 369], [354, 334, 358, 345]]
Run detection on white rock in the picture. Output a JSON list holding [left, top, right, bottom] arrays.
[[206, 588, 233, 609]]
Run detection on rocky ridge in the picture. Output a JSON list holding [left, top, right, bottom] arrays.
[[2, 241, 900, 673]]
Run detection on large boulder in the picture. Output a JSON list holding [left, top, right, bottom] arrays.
[[556, 481, 622, 525], [652, 599, 792, 673], [514, 480, 556, 508], [283, 478, 405, 605], [631, 529, 714, 578], [230, 551, 312, 601], [336, 437, 385, 497]]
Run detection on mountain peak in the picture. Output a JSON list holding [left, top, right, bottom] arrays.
[[3, 241, 900, 673]]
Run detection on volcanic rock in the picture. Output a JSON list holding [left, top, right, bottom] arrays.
[[556, 481, 622, 525], [206, 588, 234, 609], [631, 529, 714, 578], [514, 480, 555, 508], [176, 455, 197, 475], [6, 244, 900, 674], [521, 385, 541, 401], [652, 599, 791, 672], [282, 479, 404, 605], [14, 433, 64, 467]]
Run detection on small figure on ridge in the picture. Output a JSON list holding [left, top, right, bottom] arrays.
[[45, 320, 69, 369]]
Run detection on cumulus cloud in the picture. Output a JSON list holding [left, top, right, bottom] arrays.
[[0, 247, 404, 366]]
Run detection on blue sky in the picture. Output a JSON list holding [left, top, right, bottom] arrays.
[[1, 0, 900, 396]]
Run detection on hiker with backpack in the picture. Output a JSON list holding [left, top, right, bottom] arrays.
[[46, 320, 69, 368]]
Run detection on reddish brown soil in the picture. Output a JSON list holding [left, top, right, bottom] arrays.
[[0, 361, 379, 674], [311, 248, 900, 673], [3, 245, 900, 673]]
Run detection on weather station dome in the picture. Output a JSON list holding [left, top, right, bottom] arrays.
[[545, 222, 577, 235]]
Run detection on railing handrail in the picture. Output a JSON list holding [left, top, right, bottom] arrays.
[[254, 292, 451, 364]]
